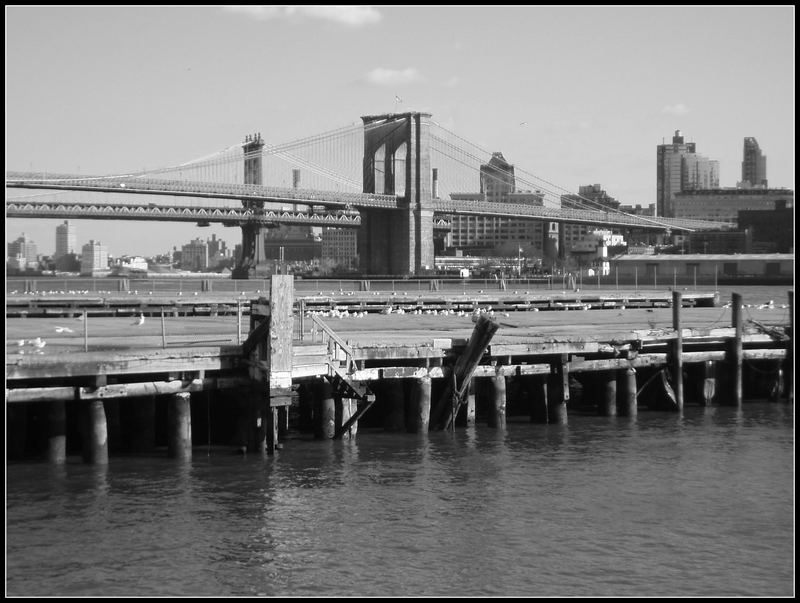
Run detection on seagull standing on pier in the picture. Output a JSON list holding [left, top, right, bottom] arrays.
[[133, 313, 145, 326]]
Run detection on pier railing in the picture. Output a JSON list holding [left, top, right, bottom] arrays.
[[308, 313, 355, 373]]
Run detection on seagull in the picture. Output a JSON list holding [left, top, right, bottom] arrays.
[[32, 337, 46, 348], [17, 339, 25, 346], [75, 314, 85, 321], [133, 313, 145, 326], [54, 326, 74, 333]]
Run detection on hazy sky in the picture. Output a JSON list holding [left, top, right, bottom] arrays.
[[6, 5, 795, 257]]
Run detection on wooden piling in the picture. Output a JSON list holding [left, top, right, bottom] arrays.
[[316, 380, 336, 439], [335, 396, 357, 440], [82, 400, 108, 465], [167, 392, 192, 459], [408, 376, 432, 433], [104, 399, 121, 454], [619, 367, 637, 416], [729, 293, 743, 407], [265, 407, 279, 454], [46, 400, 67, 464], [466, 379, 476, 426], [530, 375, 549, 423], [671, 290, 684, 410], [487, 374, 507, 429], [599, 371, 617, 416], [701, 361, 716, 406], [430, 315, 500, 430], [548, 356, 569, 424]]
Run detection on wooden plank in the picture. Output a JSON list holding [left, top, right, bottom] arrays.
[[269, 275, 294, 375]]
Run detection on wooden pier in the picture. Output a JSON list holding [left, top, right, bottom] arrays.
[[5, 277, 793, 463]]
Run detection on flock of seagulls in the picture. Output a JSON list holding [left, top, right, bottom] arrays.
[[304, 306, 513, 320], [16, 336, 47, 355], [721, 299, 787, 310]]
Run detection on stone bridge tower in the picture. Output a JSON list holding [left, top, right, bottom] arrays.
[[359, 112, 435, 275], [233, 133, 272, 279]]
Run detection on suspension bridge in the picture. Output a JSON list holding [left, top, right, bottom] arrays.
[[6, 111, 728, 277]]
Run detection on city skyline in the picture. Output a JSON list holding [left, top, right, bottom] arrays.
[[6, 5, 795, 256]]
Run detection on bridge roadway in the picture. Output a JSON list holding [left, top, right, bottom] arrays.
[[6, 171, 726, 231]]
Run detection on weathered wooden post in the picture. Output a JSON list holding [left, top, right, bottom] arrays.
[[104, 399, 122, 454], [530, 374, 549, 423], [384, 380, 406, 431], [430, 315, 500, 430], [335, 396, 357, 440], [244, 275, 294, 453], [408, 376, 432, 433], [161, 309, 167, 349], [47, 400, 67, 464], [549, 356, 569, 424], [316, 379, 336, 439], [701, 361, 716, 406], [465, 379, 476, 426], [487, 374, 507, 429], [82, 400, 108, 465], [618, 367, 637, 416], [671, 290, 684, 410], [599, 371, 617, 416], [83, 310, 88, 352], [167, 392, 192, 459], [728, 292, 743, 407]]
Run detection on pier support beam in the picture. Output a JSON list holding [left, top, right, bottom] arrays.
[[167, 392, 192, 459], [530, 375, 549, 423], [336, 396, 357, 440], [408, 376, 432, 433], [265, 406, 279, 454], [727, 293, 744, 407], [465, 379, 476, 426], [548, 357, 569, 424], [315, 380, 336, 439], [7, 404, 27, 459], [598, 371, 617, 416], [619, 367, 638, 416], [701, 361, 717, 406], [47, 400, 67, 464], [104, 399, 122, 454], [671, 290, 684, 410], [82, 400, 108, 465], [487, 375, 507, 429]]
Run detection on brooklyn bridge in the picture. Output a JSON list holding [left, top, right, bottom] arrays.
[[6, 111, 727, 277]]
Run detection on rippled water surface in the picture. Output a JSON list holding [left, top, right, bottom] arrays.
[[6, 401, 794, 597]]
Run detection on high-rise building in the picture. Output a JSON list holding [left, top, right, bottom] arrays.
[[80, 240, 109, 275], [7, 233, 38, 265], [55, 220, 77, 260], [741, 137, 767, 187], [656, 130, 719, 218], [181, 238, 209, 271]]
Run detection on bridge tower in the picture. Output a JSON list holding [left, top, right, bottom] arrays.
[[359, 112, 435, 275], [233, 133, 272, 279]]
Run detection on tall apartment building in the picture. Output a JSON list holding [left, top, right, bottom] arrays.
[[656, 130, 719, 217], [80, 240, 109, 275], [7, 233, 39, 265], [55, 220, 77, 260], [741, 137, 767, 187], [448, 152, 552, 256], [321, 227, 358, 270], [181, 238, 209, 271]]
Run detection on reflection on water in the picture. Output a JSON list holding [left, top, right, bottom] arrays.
[[7, 402, 794, 597]]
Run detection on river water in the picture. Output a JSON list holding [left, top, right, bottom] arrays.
[[6, 400, 794, 597]]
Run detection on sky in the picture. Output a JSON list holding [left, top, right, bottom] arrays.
[[5, 5, 795, 257]]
